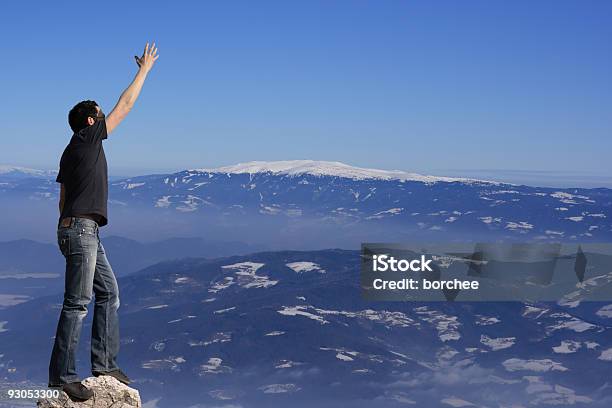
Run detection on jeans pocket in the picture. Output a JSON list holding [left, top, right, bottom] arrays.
[[78, 225, 97, 236]]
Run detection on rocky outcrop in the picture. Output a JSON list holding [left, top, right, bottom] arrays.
[[37, 375, 141, 408]]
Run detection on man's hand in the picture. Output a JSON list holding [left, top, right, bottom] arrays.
[[107, 42, 159, 135], [134, 42, 159, 73]]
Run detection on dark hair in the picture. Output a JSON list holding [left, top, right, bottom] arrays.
[[68, 100, 99, 133]]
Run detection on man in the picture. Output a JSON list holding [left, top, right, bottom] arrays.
[[48, 42, 159, 401]]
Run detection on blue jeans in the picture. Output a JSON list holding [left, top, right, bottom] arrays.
[[48, 217, 121, 385]]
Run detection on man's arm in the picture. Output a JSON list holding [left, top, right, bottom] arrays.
[[106, 42, 159, 135], [59, 183, 65, 214]]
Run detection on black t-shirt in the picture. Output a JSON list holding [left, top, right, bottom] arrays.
[[56, 119, 109, 227]]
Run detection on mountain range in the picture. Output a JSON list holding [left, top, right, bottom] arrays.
[[0, 249, 611, 407], [1, 160, 610, 246], [1, 161, 611, 407]]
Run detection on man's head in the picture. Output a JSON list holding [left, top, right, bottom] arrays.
[[68, 100, 105, 133]]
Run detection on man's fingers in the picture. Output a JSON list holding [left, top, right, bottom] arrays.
[[138, 41, 158, 68]]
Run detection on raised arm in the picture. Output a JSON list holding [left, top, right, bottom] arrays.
[[106, 42, 159, 135]]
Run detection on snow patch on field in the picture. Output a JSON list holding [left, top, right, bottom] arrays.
[[208, 277, 235, 293], [176, 194, 211, 212], [505, 221, 533, 231], [155, 195, 172, 208], [198, 358, 232, 375], [479, 216, 501, 224], [553, 340, 582, 354], [524, 377, 592, 405], [314, 307, 418, 328], [277, 304, 418, 328], [147, 304, 168, 310], [218, 262, 278, 289], [141, 356, 186, 371], [522, 305, 549, 319], [320, 347, 362, 363], [285, 261, 326, 274], [125, 182, 145, 189], [546, 312, 597, 333], [0, 294, 31, 307], [480, 335, 515, 351], [441, 397, 476, 407], [598, 348, 612, 361], [366, 208, 404, 219], [258, 383, 301, 394], [551, 191, 591, 204], [335, 352, 354, 361], [167, 315, 196, 324], [213, 307, 236, 314], [208, 389, 236, 401], [275, 360, 303, 369], [502, 358, 568, 372], [475, 315, 500, 326], [265, 331, 285, 336], [596, 304, 612, 318], [189, 332, 231, 347], [278, 306, 329, 324], [414, 306, 461, 342]]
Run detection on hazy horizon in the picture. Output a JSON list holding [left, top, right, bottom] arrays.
[[2, 159, 610, 189]]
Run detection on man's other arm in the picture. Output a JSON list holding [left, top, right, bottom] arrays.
[[59, 183, 65, 214], [106, 42, 159, 135]]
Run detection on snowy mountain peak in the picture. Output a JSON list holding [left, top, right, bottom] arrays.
[[0, 165, 56, 178], [191, 160, 494, 184]]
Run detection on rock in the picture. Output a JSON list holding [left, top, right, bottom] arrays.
[[37, 375, 141, 408]]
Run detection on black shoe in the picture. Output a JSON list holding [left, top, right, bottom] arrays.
[[61, 381, 94, 401], [92, 368, 131, 385]]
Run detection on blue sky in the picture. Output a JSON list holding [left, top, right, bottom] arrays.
[[0, 0, 610, 183]]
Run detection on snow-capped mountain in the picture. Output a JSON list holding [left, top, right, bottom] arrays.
[[190, 160, 490, 183], [1, 160, 610, 244], [0, 165, 56, 179], [0, 249, 611, 407]]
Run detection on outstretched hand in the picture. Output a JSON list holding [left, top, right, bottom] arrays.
[[134, 42, 159, 73]]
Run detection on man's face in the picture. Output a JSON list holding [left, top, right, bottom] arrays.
[[87, 106, 105, 126]]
